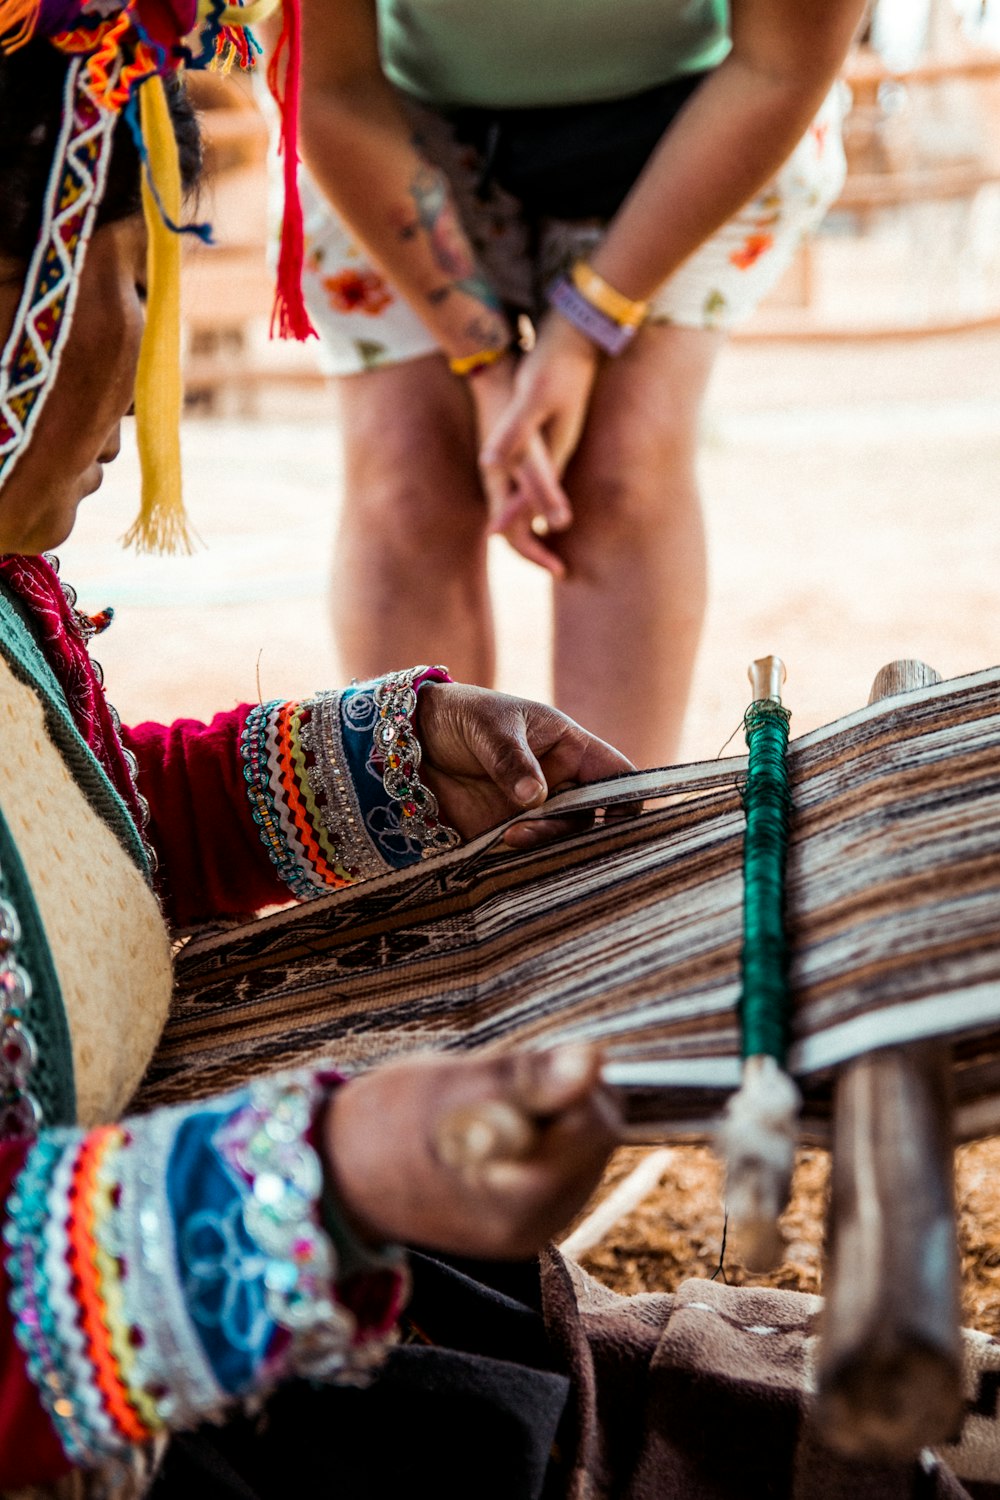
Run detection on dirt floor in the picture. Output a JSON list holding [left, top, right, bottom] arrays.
[[572, 1138, 1000, 1335], [65, 323, 1000, 1325]]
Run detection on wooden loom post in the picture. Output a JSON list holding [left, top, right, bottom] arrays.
[[815, 660, 963, 1460]]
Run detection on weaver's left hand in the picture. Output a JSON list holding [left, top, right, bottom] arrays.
[[417, 682, 636, 849]]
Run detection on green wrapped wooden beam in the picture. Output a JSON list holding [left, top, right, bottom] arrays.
[[740, 698, 792, 1062]]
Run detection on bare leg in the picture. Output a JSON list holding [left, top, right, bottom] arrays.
[[331, 354, 495, 684], [552, 325, 723, 768]]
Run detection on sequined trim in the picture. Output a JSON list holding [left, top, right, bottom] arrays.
[[240, 668, 460, 900], [306, 690, 399, 881], [217, 1073, 398, 1384], [374, 669, 460, 857], [114, 1105, 228, 1429]]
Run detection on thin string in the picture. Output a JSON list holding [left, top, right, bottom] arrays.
[[739, 699, 792, 1061]]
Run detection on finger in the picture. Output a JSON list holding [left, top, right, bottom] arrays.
[[480, 398, 536, 471], [469, 704, 549, 807], [502, 811, 595, 850], [518, 435, 573, 532], [479, 459, 521, 533], [485, 483, 533, 537], [434, 1099, 539, 1170], [509, 1043, 605, 1118], [545, 405, 588, 480], [500, 513, 567, 579], [523, 709, 635, 785]]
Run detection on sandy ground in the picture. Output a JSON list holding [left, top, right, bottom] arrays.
[[68, 327, 1000, 755], [64, 325, 1000, 1315]]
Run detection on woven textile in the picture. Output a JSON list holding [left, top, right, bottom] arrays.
[[140, 668, 1000, 1142]]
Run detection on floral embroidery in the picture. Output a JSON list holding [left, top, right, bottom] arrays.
[[703, 288, 727, 322], [322, 268, 393, 317], [729, 233, 775, 272]]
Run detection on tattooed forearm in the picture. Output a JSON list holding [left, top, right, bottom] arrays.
[[463, 314, 508, 351], [399, 163, 503, 313]]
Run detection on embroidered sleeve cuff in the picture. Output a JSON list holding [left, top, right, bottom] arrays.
[[3, 1072, 407, 1470], [240, 666, 459, 900]]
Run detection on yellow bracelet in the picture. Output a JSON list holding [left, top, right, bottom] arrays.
[[448, 344, 510, 378], [570, 262, 649, 329]]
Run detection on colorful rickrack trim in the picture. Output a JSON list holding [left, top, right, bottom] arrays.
[[216, 1073, 397, 1383], [373, 669, 461, 858], [91, 1131, 163, 1434], [68, 1127, 154, 1446], [241, 670, 461, 899], [241, 694, 384, 897], [0, 57, 117, 491], [242, 699, 337, 900]]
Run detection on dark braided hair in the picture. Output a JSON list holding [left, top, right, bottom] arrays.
[[0, 39, 202, 263]]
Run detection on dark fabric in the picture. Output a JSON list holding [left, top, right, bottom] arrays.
[[448, 70, 711, 219], [151, 1253, 570, 1500], [539, 1251, 992, 1500]]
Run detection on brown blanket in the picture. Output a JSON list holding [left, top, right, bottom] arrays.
[[541, 1249, 1000, 1499]]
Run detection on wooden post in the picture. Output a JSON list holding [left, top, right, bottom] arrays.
[[815, 660, 963, 1460]]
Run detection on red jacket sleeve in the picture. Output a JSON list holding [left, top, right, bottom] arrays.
[[121, 708, 290, 928], [0, 1141, 73, 1487]]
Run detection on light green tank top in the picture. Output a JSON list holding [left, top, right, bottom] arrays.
[[376, 0, 731, 109]]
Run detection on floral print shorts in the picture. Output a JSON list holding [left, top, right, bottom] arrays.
[[299, 85, 847, 376]]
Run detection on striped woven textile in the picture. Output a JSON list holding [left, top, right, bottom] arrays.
[[137, 668, 1000, 1142]]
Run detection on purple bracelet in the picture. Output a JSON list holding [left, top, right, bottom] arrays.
[[547, 277, 638, 357]]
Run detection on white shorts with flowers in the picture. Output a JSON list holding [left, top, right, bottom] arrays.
[[300, 86, 847, 377]]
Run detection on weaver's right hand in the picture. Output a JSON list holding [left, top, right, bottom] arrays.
[[323, 1044, 620, 1259]]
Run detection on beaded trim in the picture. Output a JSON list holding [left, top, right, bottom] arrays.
[[373, 670, 461, 858], [305, 690, 398, 881], [4, 1133, 96, 1463], [0, 883, 43, 1140]]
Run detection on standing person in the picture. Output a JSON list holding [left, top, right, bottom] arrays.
[[296, 0, 865, 767]]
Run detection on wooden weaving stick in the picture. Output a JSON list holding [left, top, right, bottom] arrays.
[[815, 660, 963, 1460]]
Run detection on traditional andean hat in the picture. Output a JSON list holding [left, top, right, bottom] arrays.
[[0, 0, 314, 549]]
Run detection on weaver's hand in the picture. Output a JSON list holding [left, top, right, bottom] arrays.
[[479, 317, 600, 574], [416, 682, 636, 850], [470, 356, 573, 578], [324, 1045, 620, 1257]]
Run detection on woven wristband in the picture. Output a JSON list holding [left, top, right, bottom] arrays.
[[448, 344, 511, 378], [548, 277, 638, 357], [570, 262, 648, 329]]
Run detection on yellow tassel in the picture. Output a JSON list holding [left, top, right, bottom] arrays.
[[123, 75, 193, 555], [0, 0, 42, 51]]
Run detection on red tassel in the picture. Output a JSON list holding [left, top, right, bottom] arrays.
[[267, 0, 317, 341]]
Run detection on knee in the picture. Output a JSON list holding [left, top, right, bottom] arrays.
[[342, 429, 486, 556], [567, 414, 702, 548]]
